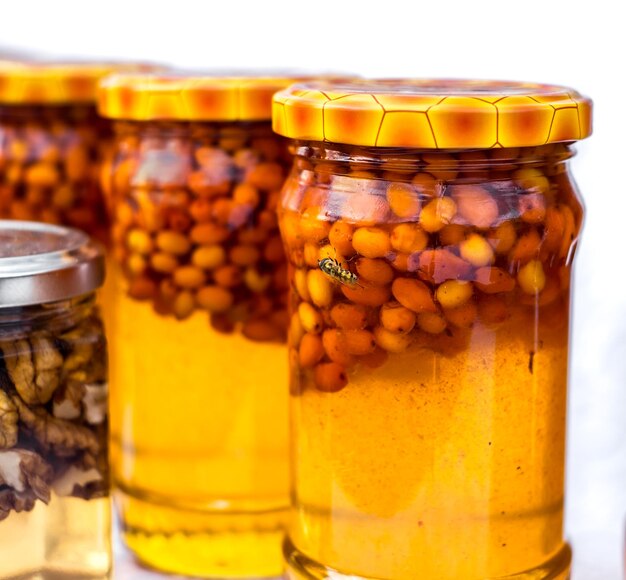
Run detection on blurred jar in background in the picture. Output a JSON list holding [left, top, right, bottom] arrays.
[[0, 220, 109, 579], [274, 79, 592, 580], [98, 72, 307, 578]]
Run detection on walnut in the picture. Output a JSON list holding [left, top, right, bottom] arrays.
[[82, 383, 108, 425], [0, 390, 18, 448], [0, 448, 53, 521], [0, 334, 62, 405], [52, 464, 104, 499], [52, 380, 85, 420], [11, 396, 99, 456]]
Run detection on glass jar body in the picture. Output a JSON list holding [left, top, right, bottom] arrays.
[[107, 119, 291, 577], [0, 294, 110, 579], [0, 104, 111, 243], [278, 143, 583, 580]]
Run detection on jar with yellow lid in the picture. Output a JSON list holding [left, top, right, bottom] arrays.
[[0, 220, 109, 579], [274, 79, 592, 580], [98, 72, 309, 578], [0, 61, 154, 242]]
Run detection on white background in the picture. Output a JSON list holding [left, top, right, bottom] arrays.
[[2, 1, 625, 578]]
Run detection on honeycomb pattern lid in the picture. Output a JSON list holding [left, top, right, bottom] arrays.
[[0, 61, 158, 105], [272, 79, 593, 149], [97, 72, 315, 122]]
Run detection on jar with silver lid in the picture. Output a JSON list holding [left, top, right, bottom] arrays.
[[0, 220, 110, 579]]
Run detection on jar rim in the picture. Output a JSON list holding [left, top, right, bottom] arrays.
[[272, 78, 593, 149], [97, 71, 324, 122], [0, 221, 104, 307]]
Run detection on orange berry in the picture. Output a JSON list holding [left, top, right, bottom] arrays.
[[299, 333, 325, 368], [380, 302, 416, 334], [391, 278, 437, 313], [313, 362, 348, 393], [330, 303, 368, 330], [356, 258, 394, 286], [452, 184, 498, 228]]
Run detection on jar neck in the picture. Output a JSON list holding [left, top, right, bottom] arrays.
[[0, 293, 98, 335], [0, 103, 98, 124], [113, 119, 273, 140], [292, 142, 575, 173]]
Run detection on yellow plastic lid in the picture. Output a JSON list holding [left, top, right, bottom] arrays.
[[0, 61, 158, 105], [97, 72, 315, 122], [272, 79, 593, 149]]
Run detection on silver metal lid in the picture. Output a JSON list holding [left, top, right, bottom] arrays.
[[0, 221, 105, 307]]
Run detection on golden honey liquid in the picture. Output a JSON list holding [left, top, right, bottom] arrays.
[[0, 497, 111, 579], [286, 301, 571, 580], [109, 276, 289, 578]]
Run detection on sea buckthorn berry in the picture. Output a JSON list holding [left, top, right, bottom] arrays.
[[517, 260, 546, 294], [322, 329, 355, 366], [488, 221, 517, 255], [520, 274, 561, 307], [300, 207, 331, 242], [290, 312, 306, 348], [392, 278, 437, 313], [318, 244, 339, 262], [196, 285, 234, 312], [380, 302, 416, 334], [543, 207, 565, 254], [308, 269, 334, 308], [411, 172, 438, 197], [474, 267, 516, 294], [244, 268, 271, 293], [128, 277, 157, 300], [390, 253, 410, 272], [452, 185, 498, 228], [304, 243, 320, 268], [190, 223, 230, 244], [233, 183, 260, 207], [299, 333, 325, 368], [519, 193, 546, 224], [374, 325, 412, 353], [352, 227, 392, 259], [329, 221, 355, 256], [246, 162, 284, 191], [417, 312, 447, 334], [387, 182, 421, 218], [439, 224, 466, 246], [436, 280, 473, 309], [444, 301, 477, 328], [509, 229, 541, 264], [330, 303, 368, 330], [173, 291, 195, 320], [341, 283, 391, 307], [478, 294, 509, 325], [419, 197, 457, 233], [151, 252, 179, 274], [299, 302, 324, 333], [264, 235, 285, 263], [415, 249, 472, 284], [230, 244, 260, 266], [343, 330, 377, 355], [214, 264, 242, 288], [127, 253, 147, 276], [127, 229, 153, 255], [313, 362, 348, 393], [356, 258, 394, 286], [242, 319, 282, 342], [25, 162, 58, 187], [513, 167, 550, 195], [460, 233, 495, 266], [390, 223, 428, 254], [294, 268, 311, 301], [173, 266, 206, 289], [189, 198, 213, 222], [239, 227, 268, 245], [360, 347, 389, 369], [192, 245, 226, 270], [156, 230, 191, 256]]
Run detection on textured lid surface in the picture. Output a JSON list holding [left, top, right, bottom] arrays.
[[0, 61, 158, 104], [0, 221, 104, 307], [98, 71, 315, 121], [272, 79, 593, 148]]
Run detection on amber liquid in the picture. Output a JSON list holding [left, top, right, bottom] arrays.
[[0, 497, 111, 579], [286, 301, 571, 579], [109, 279, 289, 578]]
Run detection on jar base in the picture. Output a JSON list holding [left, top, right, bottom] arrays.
[[117, 488, 286, 579], [283, 537, 572, 580]]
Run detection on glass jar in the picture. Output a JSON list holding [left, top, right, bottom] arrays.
[[273, 79, 592, 580], [0, 220, 109, 579], [98, 72, 307, 578], [0, 62, 154, 243]]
